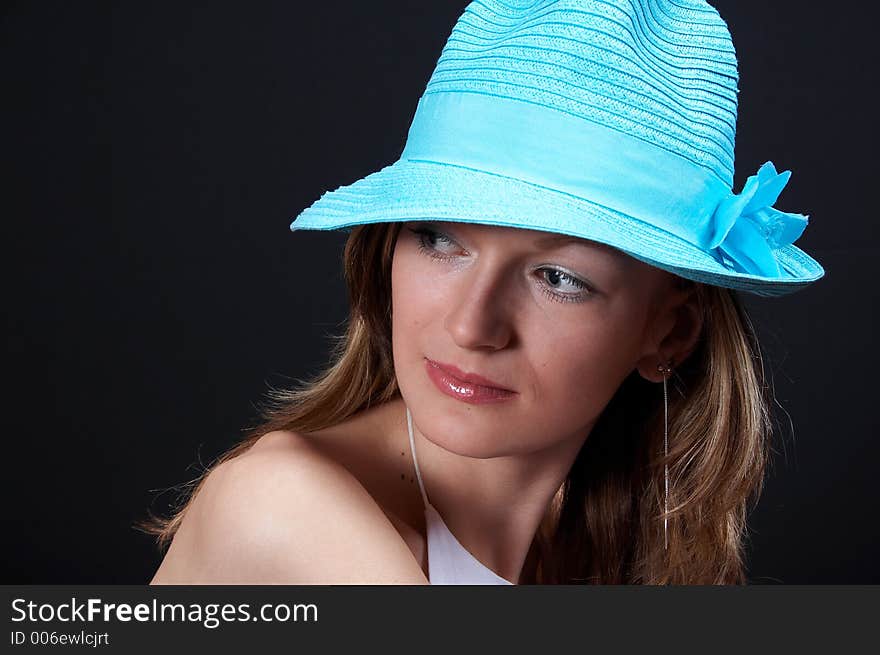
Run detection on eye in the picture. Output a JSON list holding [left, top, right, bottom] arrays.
[[408, 225, 460, 260], [407, 224, 594, 304], [536, 268, 593, 303]]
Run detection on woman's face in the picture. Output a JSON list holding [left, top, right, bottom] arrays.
[[391, 220, 689, 458]]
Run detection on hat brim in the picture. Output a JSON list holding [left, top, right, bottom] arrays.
[[289, 159, 825, 297]]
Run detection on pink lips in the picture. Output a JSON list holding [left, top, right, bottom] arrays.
[[424, 358, 517, 404]]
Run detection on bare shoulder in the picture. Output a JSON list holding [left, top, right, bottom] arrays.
[[149, 430, 428, 585]]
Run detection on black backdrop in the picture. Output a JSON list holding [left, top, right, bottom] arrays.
[[3, 1, 877, 584]]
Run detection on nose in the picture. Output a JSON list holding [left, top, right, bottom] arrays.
[[442, 262, 515, 351]]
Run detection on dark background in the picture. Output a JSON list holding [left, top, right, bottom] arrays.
[[3, 1, 877, 584]]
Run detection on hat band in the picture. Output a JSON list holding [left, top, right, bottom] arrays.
[[400, 91, 731, 253]]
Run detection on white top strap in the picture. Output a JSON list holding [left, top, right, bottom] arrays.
[[406, 405, 429, 507]]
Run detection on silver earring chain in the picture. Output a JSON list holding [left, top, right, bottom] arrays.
[[657, 361, 672, 552]]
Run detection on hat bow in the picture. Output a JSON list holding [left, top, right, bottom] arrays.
[[709, 162, 809, 277]]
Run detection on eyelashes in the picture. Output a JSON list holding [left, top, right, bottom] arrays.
[[406, 225, 594, 304], [410, 226, 455, 257]]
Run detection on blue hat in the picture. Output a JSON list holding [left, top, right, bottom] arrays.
[[289, 0, 825, 297]]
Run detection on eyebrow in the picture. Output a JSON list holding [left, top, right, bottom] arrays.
[[428, 221, 616, 255], [533, 233, 600, 250], [532, 232, 628, 268]]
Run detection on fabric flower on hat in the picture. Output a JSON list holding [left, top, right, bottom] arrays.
[[708, 161, 809, 277]]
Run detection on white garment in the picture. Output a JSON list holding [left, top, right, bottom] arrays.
[[406, 405, 514, 585]]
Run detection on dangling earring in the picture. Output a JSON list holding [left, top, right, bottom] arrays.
[[656, 360, 673, 551]]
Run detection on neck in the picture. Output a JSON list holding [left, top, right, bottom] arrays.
[[396, 397, 591, 584]]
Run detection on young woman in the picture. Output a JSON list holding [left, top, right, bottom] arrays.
[[142, 0, 824, 585]]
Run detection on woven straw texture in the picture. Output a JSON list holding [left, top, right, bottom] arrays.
[[426, 0, 738, 184]]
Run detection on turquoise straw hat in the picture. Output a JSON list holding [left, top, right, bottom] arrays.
[[289, 0, 825, 297]]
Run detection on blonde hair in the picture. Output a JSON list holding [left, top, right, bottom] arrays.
[[137, 222, 774, 584]]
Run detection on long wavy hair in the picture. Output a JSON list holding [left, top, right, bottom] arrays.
[[137, 221, 776, 584]]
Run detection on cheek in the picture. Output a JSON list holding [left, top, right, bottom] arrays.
[[390, 246, 436, 373], [391, 249, 429, 336], [524, 316, 642, 419]]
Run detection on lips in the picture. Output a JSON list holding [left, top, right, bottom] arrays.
[[426, 358, 514, 391], [425, 358, 517, 404]]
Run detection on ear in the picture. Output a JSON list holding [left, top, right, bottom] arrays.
[[635, 284, 704, 383]]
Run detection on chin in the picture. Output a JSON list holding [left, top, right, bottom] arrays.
[[409, 399, 519, 458]]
